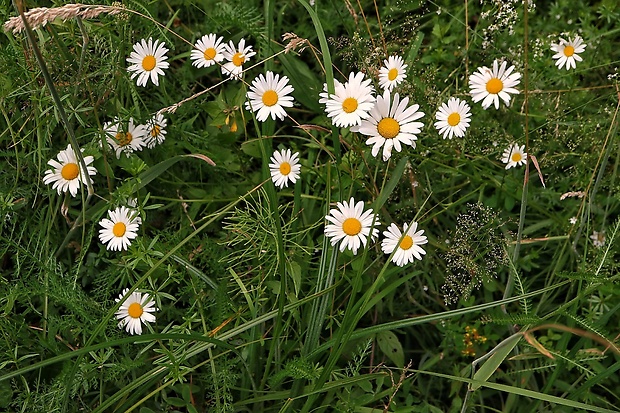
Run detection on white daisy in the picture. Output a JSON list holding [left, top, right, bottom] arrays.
[[115, 288, 157, 335], [126, 38, 170, 87], [103, 118, 147, 159], [190, 33, 226, 68], [590, 230, 605, 248], [221, 38, 256, 79], [434, 97, 471, 139], [324, 197, 380, 254], [42, 144, 97, 197], [357, 90, 424, 161], [268, 148, 301, 189], [378, 55, 408, 91], [381, 222, 428, 266], [501, 143, 527, 169], [469, 60, 521, 110], [98, 206, 141, 251], [322, 72, 376, 128], [245, 71, 295, 122], [143, 113, 167, 149], [551, 35, 586, 70]]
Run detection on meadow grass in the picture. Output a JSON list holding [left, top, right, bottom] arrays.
[[1, 0, 620, 412]]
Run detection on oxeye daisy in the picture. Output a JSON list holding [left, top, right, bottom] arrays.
[[143, 113, 167, 149], [501, 143, 527, 169], [245, 71, 295, 122], [551, 35, 586, 70], [381, 222, 428, 266], [324, 197, 380, 254], [42, 144, 97, 197], [222, 38, 256, 79], [357, 90, 424, 161], [190, 33, 225, 68], [469, 60, 521, 110], [126, 38, 170, 87], [115, 288, 157, 335], [104, 118, 146, 158], [98, 206, 141, 251], [268, 148, 301, 189], [322, 72, 376, 128], [434, 97, 472, 139], [378, 55, 408, 92]]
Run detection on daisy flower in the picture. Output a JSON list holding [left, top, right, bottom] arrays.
[[143, 113, 167, 149], [126, 38, 170, 87], [501, 143, 527, 169], [245, 71, 295, 122], [469, 60, 521, 110], [590, 230, 605, 248], [551, 35, 586, 70], [322, 72, 376, 128], [324, 197, 380, 254], [103, 118, 147, 158], [268, 148, 301, 189], [98, 206, 141, 251], [190, 33, 226, 68], [381, 222, 428, 266], [357, 90, 424, 161], [221, 38, 256, 79], [115, 288, 157, 335], [378, 55, 408, 91], [42, 144, 97, 197], [434, 97, 471, 139]]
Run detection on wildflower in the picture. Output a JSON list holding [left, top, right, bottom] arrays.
[[434, 97, 471, 139], [321, 72, 376, 128], [42, 144, 96, 197], [378, 55, 408, 92], [357, 90, 424, 161], [551, 35, 586, 70], [126, 38, 170, 87], [190, 33, 225, 68], [324, 197, 380, 254], [590, 230, 605, 248], [103, 118, 146, 158], [469, 60, 521, 109], [501, 143, 527, 169], [268, 148, 301, 189], [115, 288, 157, 335], [221, 38, 256, 79], [381, 222, 427, 266], [245, 71, 295, 122], [143, 113, 167, 149], [569, 216, 577, 225], [98, 206, 141, 251]]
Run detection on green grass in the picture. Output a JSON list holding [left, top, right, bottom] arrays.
[[1, 0, 620, 412]]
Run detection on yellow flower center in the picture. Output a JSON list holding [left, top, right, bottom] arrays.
[[399, 235, 414, 250], [279, 162, 291, 176], [232, 52, 245, 67], [113, 222, 127, 237], [204, 47, 217, 60], [342, 97, 358, 113], [511, 152, 523, 162], [128, 302, 143, 319], [563, 45, 575, 57], [262, 90, 279, 107], [388, 68, 399, 81], [60, 163, 79, 180], [116, 132, 133, 147], [377, 117, 400, 139], [342, 217, 362, 236], [141, 55, 156, 71], [150, 125, 161, 137], [447, 112, 461, 127], [486, 78, 503, 94]]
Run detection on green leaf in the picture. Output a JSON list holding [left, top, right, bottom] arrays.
[[376, 331, 404, 368], [287, 261, 302, 297], [471, 333, 522, 391]]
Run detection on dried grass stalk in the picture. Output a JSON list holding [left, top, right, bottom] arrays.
[[4, 3, 121, 34]]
